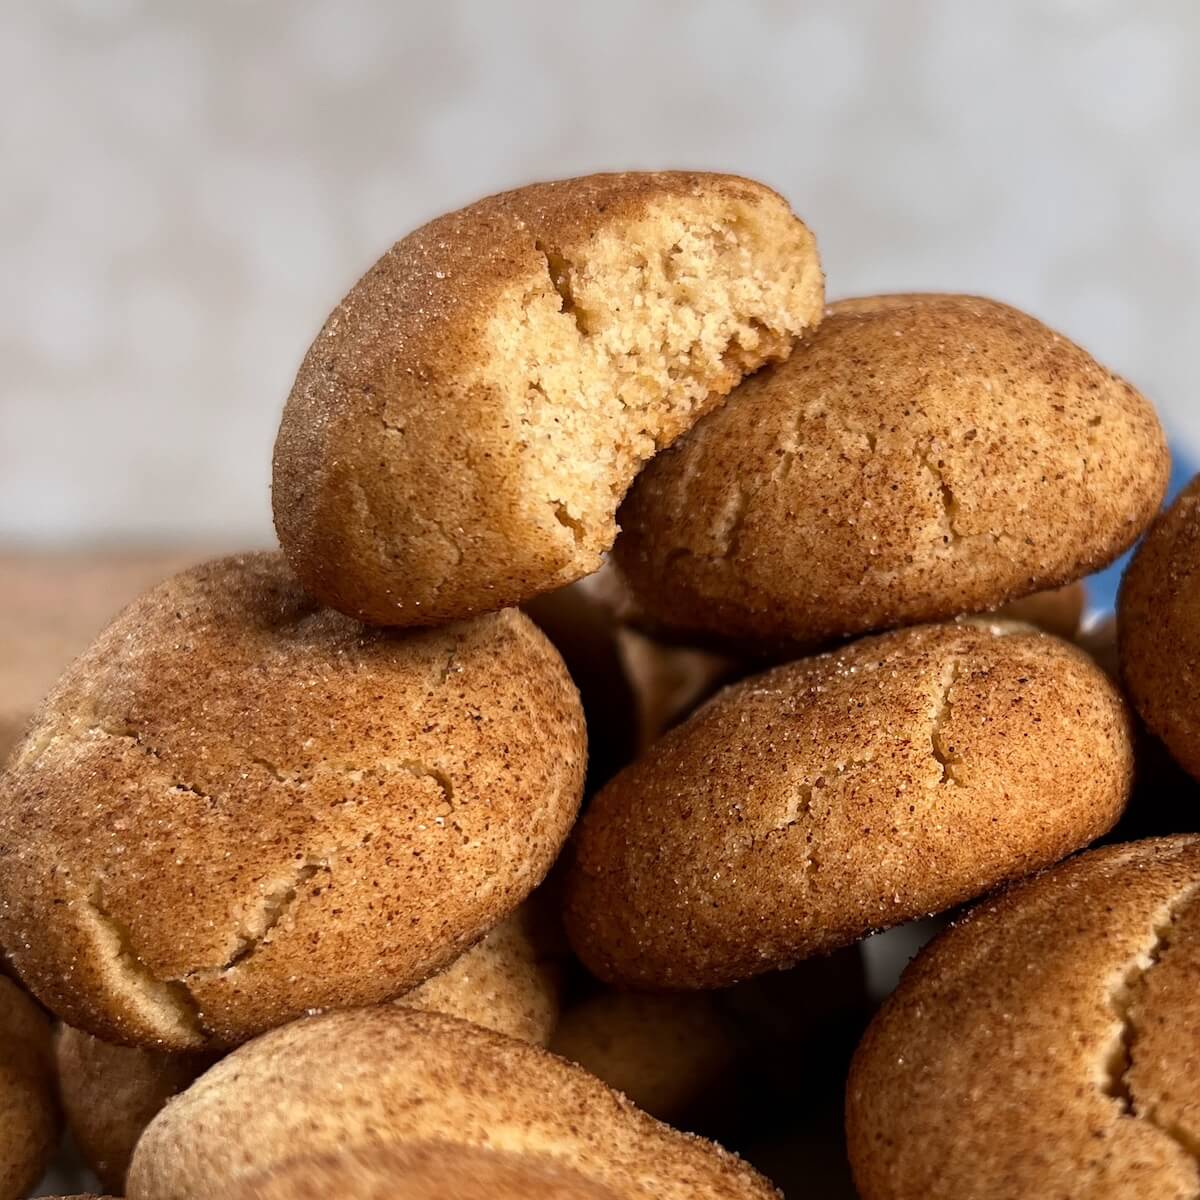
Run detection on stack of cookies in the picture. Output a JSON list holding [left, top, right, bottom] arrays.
[[1, 171, 1196, 1200]]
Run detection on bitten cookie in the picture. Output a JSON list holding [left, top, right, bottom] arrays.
[[0, 553, 585, 1050], [566, 621, 1132, 988], [273, 171, 824, 626], [847, 837, 1200, 1200], [0, 977, 59, 1200], [230, 1144, 628, 1199], [1119, 476, 1200, 781], [613, 294, 1167, 653], [127, 1007, 779, 1200]]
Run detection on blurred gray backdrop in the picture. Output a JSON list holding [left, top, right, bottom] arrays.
[[3, 0, 1198, 544]]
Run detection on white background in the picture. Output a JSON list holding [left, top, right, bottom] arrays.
[[2, 0, 1198, 545]]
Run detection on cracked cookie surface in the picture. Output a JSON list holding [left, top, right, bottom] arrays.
[[0, 553, 585, 1049], [847, 837, 1200, 1200], [272, 171, 824, 627], [612, 293, 1168, 655], [564, 621, 1132, 989]]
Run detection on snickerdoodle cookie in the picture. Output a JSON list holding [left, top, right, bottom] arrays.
[[613, 294, 1167, 653], [273, 172, 823, 626], [0, 554, 584, 1050], [55, 1029, 216, 1194], [847, 837, 1200, 1200], [566, 620, 1132, 988]]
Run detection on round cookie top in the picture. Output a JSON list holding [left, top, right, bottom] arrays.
[[613, 293, 1168, 653], [0, 553, 585, 1050], [273, 171, 823, 626], [1119, 475, 1200, 781], [230, 1144, 628, 1200], [847, 836, 1200, 1200], [127, 1007, 779, 1200], [565, 620, 1133, 988]]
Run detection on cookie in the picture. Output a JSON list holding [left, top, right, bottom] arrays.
[[549, 991, 738, 1121], [847, 836, 1200, 1200], [1080, 612, 1200, 841], [1119, 475, 1200, 781], [612, 294, 1167, 653], [127, 1007, 779, 1200], [57, 898, 564, 1191], [0, 976, 59, 1200], [229, 1144, 627, 1199], [0, 553, 585, 1050], [565, 620, 1132, 988], [273, 172, 824, 626]]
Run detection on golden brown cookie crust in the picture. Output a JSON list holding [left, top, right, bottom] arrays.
[[847, 837, 1200, 1200], [230, 1143, 630, 1200], [0, 976, 59, 1200], [613, 294, 1167, 654], [127, 1007, 779, 1200], [565, 621, 1133, 988], [0, 553, 585, 1050], [1119, 475, 1200, 781], [273, 171, 823, 626]]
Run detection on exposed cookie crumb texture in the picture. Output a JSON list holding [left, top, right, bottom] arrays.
[[272, 171, 824, 626]]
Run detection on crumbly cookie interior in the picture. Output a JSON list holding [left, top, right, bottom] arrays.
[[478, 195, 821, 572]]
